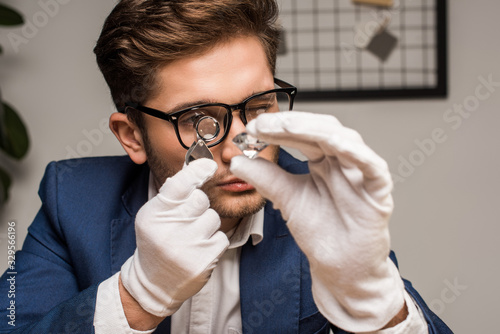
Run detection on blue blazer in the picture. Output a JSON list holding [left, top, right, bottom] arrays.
[[0, 151, 452, 333]]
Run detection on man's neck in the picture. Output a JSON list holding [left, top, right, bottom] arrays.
[[220, 217, 242, 234]]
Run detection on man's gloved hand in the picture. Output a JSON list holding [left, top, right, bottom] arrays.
[[230, 112, 405, 332], [121, 159, 230, 317]]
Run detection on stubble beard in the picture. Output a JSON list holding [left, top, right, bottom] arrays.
[[200, 169, 267, 219], [144, 133, 280, 219]]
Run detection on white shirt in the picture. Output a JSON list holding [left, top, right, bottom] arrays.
[[93, 174, 429, 334], [170, 210, 263, 334]]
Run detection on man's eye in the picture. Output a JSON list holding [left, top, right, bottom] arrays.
[[180, 112, 205, 127], [246, 104, 273, 117], [248, 104, 269, 111]]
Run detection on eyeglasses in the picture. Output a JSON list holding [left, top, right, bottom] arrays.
[[121, 78, 297, 150]]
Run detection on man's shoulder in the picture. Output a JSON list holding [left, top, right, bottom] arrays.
[[40, 155, 148, 203], [51, 155, 135, 171], [278, 149, 309, 174], [46, 155, 141, 180]]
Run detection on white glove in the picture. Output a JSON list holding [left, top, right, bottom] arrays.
[[230, 112, 405, 332], [121, 159, 229, 317]]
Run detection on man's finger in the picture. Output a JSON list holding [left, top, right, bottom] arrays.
[[159, 158, 218, 201], [246, 112, 345, 161], [230, 155, 299, 213], [249, 112, 391, 182]]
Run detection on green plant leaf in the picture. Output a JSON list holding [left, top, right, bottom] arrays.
[[0, 102, 30, 159], [0, 165, 11, 203], [0, 4, 23, 26]]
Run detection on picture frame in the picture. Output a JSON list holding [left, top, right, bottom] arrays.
[[275, 0, 448, 101]]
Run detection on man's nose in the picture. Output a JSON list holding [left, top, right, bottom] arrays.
[[220, 111, 247, 163]]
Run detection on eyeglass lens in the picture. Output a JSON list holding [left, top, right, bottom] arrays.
[[177, 91, 290, 147]]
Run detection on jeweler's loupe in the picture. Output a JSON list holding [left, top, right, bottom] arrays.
[[185, 116, 219, 165], [196, 116, 220, 142]]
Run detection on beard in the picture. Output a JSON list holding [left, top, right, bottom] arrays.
[[199, 168, 268, 219], [143, 132, 279, 219]]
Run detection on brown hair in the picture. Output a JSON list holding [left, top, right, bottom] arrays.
[[94, 0, 281, 113]]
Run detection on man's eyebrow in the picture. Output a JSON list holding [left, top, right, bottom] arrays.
[[165, 90, 271, 114], [165, 100, 216, 114]]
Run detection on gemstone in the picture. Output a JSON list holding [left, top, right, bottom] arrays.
[[232, 132, 269, 159]]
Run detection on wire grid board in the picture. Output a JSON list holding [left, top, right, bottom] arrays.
[[275, 0, 447, 100]]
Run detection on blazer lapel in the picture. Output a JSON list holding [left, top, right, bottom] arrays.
[[110, 162, 149, 274], [108, 163, 173, 333], [240, 202, 301, 334]]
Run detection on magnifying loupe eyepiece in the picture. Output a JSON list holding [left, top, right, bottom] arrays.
[[185, 116, 220, 165], [195, 116, 220, 142]]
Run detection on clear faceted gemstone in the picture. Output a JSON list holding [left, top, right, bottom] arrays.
[[233, 132, 268, 159]]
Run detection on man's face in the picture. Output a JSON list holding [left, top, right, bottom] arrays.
[[141, 36, 279, 229]]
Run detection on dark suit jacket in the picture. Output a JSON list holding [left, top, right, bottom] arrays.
[[0, 151, 452, 333]]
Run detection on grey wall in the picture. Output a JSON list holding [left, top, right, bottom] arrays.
[[1, 0, 498, 332]]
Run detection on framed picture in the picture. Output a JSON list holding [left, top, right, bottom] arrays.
[[276, 0, 448, 100]]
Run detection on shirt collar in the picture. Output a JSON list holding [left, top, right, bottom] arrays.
[[148, 171, 264, 249], [227, 208, 264, 249]]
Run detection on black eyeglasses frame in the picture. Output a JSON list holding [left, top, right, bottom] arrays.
[[120, 78, 297, 150]]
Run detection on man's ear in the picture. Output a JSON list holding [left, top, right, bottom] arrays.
[[109, 112, 147, 164]]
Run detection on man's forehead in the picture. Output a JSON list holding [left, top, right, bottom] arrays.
[[147, 36, 275, 110]]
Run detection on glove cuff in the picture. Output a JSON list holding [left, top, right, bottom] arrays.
[[120, 252, 183, 318], [311, 258, 406, 332]]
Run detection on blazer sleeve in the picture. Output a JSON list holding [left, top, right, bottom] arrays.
[[280, 153, 454, 334], [403, 278, 454, 334], [329, 252, 454, 334], [0, 162, 98, 333]]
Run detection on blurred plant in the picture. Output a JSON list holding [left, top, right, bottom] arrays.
[[0, 3, 29, 204]]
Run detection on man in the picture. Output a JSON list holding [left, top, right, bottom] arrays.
[[0, 0, 452, 333]]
